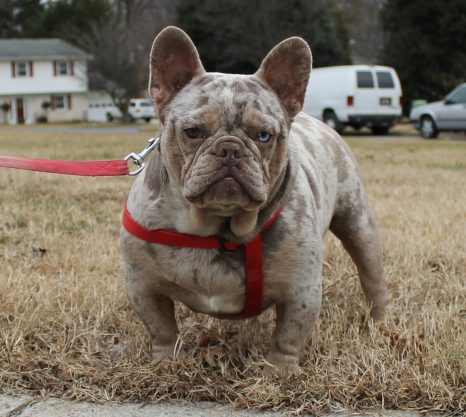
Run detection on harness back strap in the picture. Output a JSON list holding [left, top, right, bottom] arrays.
[[122, 204, 282, 318]]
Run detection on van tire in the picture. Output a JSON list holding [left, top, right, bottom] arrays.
[[420, 116, 439, 139], [106, 113, 114, 122], [143, 117, 151, 123], [371, 126, 389, 135], [323, 110, 343, 134]]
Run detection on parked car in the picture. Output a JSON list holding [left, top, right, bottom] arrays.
[[302, 65, 403, 135], [128, 98, 156, 122], [409, 83, 466, 139]]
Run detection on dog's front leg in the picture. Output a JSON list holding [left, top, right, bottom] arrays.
[[125, 276, 178, 363], [265, 282, 322, 377]]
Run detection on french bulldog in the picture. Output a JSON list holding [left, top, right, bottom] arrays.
[[120, 26, 388, 375]]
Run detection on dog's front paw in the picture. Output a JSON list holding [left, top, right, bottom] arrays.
[[370, 296, 389, 320], [151, 343, 175, 366], [263, 352, 301, 378]]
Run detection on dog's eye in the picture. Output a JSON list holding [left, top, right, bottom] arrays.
[[257, 131, 272, 143], [184, 127, 203, 139]]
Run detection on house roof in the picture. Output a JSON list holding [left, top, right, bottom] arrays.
[[0, 38, 91, 61]]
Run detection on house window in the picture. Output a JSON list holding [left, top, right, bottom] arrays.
[[53, 95, 65, 109], [17, 62, 27, 76], [51, 94, 72, 110], [54, 61, 74, 76], [11, 61, 33, 77], [58, 61, 68, 75]]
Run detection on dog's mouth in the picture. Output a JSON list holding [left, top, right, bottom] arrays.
[[184, 168, 267, 210], [209, 175, 244, 199]]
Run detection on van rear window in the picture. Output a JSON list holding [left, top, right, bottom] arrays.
[[357, 71, 374, 88], [376, 71, 395, 88]]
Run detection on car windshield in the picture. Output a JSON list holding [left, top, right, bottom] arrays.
[[446, 86, 466, 104]]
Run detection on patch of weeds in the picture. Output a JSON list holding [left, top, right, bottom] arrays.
[[0, 235, 10, 244], [13, 216, 28, 229], [97, 151, 114, 159], [92, 211, 112, 225], [426, 162, 466, 171], [384, 157, 401, 165], [0, 236, 22, 247], [42, 196, 67, 213], [77, 219, 91, 230]]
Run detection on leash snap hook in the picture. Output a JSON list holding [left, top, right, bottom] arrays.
[[124, 137, 159, 176]]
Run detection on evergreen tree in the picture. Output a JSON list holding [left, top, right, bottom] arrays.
[[177, 0, 350, 73], [381, 0, 466, 110], [0, 0, 44, 37], [27, 0, 112, 41]]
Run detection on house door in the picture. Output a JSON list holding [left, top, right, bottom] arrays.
[[16, 98, 25, 124]]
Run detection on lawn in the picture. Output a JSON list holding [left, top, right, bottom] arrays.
[[0, 127, 464, 415]]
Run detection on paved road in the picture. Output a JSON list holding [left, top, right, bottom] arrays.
[[0, 394, 451, 417], [1, 123, 464, 141], [2, 125, 143, 134], [0, 121, 161, 135]]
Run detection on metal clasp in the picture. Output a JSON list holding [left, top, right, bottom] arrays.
[[124, 137, 159, 176]]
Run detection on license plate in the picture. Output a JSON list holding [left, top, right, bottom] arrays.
[[380, 97, 392, 105]]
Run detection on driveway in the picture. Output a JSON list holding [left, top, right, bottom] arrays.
[[0, 394, 446, 417]]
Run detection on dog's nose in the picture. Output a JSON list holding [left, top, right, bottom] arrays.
[[215, 141, 244, 166]]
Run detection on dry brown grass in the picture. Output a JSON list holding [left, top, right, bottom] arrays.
[[0, 128, 465, 415]]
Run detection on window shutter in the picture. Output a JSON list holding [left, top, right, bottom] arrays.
[[11, 62, 16, 77], [70, 61, 74, 76], [53, 61, 57, 76], [51, 96, 55, 110], [29, 61, 34, 77], [67, 94, 72, 110]]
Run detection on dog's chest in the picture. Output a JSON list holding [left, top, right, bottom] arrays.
[[153, 245, 248, 314]]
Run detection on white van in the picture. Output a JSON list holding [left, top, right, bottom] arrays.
[[302, 65, 403, 135]]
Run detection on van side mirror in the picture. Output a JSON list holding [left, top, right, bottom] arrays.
[[444, 98, 455, 105]]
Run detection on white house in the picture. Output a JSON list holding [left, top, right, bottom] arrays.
[[0, 38, 90, 124]]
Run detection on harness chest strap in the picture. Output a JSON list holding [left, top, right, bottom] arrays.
[[122, 204, 282, 318]]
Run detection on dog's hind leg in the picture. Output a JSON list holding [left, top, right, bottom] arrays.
[[330, 187, 388, 320]]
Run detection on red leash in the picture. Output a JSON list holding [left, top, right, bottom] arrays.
[[123, 204, 283, 318], [0, 137, 159, 177], [0, 156, 129, 176]]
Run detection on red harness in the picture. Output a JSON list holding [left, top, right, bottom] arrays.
[[122, 204, 282, 318]]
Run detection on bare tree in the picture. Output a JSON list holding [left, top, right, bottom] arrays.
[[82, 0, 177, 120], [326, 0, 385, 64]]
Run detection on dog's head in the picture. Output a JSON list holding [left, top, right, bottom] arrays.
[[149, 27, 311, 236]]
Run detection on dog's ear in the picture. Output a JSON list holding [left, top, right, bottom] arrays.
[[149, 26, 205, 115], [255, 37, 312, 118]]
